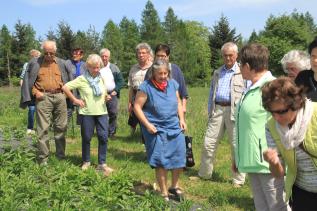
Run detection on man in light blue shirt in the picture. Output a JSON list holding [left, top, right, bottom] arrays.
[[198, 42, 247, 187]]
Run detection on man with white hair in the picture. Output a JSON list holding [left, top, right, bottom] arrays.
[[20, 40, 72, 165], [197, 42, 246, 187]]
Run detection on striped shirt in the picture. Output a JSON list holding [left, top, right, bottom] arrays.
[[214, 64, 236, 103], [266, 127, 317, 193]]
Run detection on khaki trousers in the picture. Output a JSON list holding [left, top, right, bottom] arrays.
[[36, 93, 67, 162], [198, 104, 245, 184]]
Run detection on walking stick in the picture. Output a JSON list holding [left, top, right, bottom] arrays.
[[71, 110, 75, 138]]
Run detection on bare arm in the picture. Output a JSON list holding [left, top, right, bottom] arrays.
[[263, 148, 285, 178], [177, 91, 187, 131], [133, 91, 157, 134], [182, 98, 187, 114], [128, 87, 134, 113], [62, 85, 85, 108]]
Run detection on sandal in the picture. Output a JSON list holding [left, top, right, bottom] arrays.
[[168, 187, 183, 197]]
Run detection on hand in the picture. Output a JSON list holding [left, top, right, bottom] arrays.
[[146, 123, 157, 134], [106, 95, 112, 101], [128, 102, 133, 113], [179, 120, 187, 131], [111, 91, 117, 96], [35, 91, 44, 100], [263, 148, 279, 165], [73, 98, 85, 108]]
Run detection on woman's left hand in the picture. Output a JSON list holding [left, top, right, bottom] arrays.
[[180, 120, 187, 131], [105, 95, 112, 102]]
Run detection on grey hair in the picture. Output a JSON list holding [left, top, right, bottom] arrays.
[[41, 40, 57, 52], [99, 48, 110, 56], [221, 42, 238, 54], [86, 54, 104, 68], [29, 49, 41, 58], [281, 50, 311, 73], [135, 42, 153, 55], [150, 59, 170, 79]]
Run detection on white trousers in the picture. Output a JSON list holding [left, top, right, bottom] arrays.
[[198, 104, 245, 184]]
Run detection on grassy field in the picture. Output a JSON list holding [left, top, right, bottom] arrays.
[[0, 86, 254, 210]]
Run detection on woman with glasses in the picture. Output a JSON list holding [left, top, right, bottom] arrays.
[[133, 59, 186, 201], [262, 77, 317, 210]]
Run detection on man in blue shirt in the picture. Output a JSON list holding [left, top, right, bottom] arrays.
[[198, 42, 246, 187]]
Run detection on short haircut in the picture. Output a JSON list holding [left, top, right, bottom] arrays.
[[150, 59, 171, 79], [308, 37, 317, 55], [262, 76, 306, 112], [135, 42, 152, 55], [29, 49, 41, 58], [239, 43, 269, 72], [86, 54, 104, 68], [154, 44, 170, 56], [41, 40, 57, 52], [280, 50, 311, 73], [221, 42, 238, 54], [72, 47, 84, 55], [99, 48, 110, 56]]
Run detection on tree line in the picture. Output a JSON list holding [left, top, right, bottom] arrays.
[[0, 0, 316, 87]]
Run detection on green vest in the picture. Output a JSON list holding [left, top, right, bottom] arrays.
[[267, 103, 317, 201]]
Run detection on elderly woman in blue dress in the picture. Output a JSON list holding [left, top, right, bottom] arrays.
[[134, 59, 187, 201]]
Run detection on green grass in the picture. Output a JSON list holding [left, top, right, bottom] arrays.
[[0, 86, 254, 210]]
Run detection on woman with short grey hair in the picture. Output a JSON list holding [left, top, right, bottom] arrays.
[[281, 50, 311, 80]]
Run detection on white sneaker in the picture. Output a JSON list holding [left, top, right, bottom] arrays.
[[26, 129, 36, 135], [97, 164, 114, 175], [81, 162, 91, 170]]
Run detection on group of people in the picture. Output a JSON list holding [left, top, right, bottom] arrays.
[[19, 37, 317, 207]]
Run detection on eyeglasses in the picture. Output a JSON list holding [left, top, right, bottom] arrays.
[[156, 54, 167, 59], [270, 107, 290, 115], [44, 52, 55, 56]]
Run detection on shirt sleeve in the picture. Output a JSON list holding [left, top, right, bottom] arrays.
[[65, 76, 81, 90]]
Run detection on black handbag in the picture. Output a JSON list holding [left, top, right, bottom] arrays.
[[185, 136, 195, 167]]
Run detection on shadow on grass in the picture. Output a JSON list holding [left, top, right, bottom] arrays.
[[183, 168, 228, 183], [107, 147, 147, 163]]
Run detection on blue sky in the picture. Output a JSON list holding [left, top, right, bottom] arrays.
[[1, 0, 316, 39]]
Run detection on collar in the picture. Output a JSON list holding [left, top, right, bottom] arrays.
[[248, 71, 274, 91], [222, 62, 238, 73]]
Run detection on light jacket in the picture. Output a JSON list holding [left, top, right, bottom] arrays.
[[208, 63, 246, 121], [235, 72, 275, 173], [267, 103, 317, 201]]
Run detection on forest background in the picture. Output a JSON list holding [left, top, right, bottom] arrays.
[[0, 0, 317, 87]]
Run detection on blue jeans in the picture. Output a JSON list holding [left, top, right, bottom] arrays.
[[27, 105, 36, 130], [106, 95, 118, 136], [81, 115, 109, 164]]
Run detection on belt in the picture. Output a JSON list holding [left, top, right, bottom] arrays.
[[40, 89, 63, 94], [215, 101, 231, 106]]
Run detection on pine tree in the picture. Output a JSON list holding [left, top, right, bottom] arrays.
[[119, 17, 140, 79], [74, 25, 100, 58], [140, 0, 164, 48], [101, 20, 123, 68], [209, 14, 241, 70], [55, 21, 75, 59], [0, 25, 12, 86]]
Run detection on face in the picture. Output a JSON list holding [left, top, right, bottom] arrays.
[[155, 50, 169, 62], [72, 51, 83, 62], [222, 47, 238, 69], [269, 101, 297, 127], [240, 63, 252, 80], [153, 67, 169, 83], [87, 64, 101, 77], [100, 51, 110, 66], [310, 47, 317, 73], [43, 44, 56, 62], [137, 48, 150, 64], [286, 63, 300, 80]]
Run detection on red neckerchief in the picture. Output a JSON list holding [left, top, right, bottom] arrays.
[[151, 79, 167, 92]]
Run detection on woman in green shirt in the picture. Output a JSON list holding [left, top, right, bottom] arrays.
[[62, 54, 113, 175]]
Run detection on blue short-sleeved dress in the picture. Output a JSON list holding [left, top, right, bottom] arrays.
[[138, 79, 186, 169]]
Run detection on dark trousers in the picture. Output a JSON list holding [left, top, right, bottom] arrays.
[[27, 104, 36, 130], [106, 95, 118, 136], [291, 185, 317, 211], [81, 115, 109, 164]]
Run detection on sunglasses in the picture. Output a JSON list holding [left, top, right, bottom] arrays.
[[270, 107, 290, 115], [44, 52, 55, 56]]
